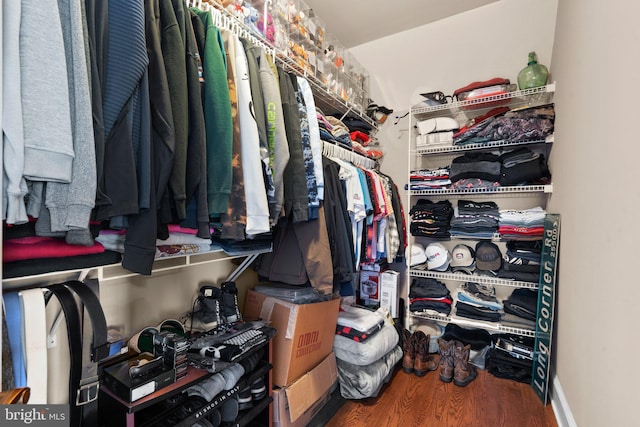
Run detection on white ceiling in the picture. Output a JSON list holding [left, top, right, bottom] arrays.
[[301, 0, 498, 48]]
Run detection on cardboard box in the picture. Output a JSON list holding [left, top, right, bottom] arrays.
[[273, 352, 338, 427], [360, 270, 380, 302], [244, 290, 340, 387], [380, 270, 400, 318]]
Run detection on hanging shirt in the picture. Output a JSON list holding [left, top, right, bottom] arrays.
[[379, 175, 400, 261], [233, 35, 269, 236], [256, 48, 289, 224], [356, 167, 374, 223], [296, 77, 324, 201], [3, 0, 28, 225], [333, 158, 366, 269], [192, 9, 233, 216], [219, 28, 246, 240], [290, 75, 319, 220]]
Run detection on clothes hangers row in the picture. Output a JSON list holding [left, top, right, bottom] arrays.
[[186, 0, 276, 60], [323, 141, 377, 170]]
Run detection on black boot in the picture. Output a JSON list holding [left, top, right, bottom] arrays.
[[187, 285, 222, 332], [221, 281, 242, 324]]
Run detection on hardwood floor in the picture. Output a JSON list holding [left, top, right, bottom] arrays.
[[325, 367, 557, 427]]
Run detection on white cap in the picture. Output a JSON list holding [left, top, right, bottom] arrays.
[[406, 243, 427, 267], [425, 243, 451, 271]]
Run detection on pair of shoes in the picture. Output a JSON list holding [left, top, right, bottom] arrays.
[[402, 329, 438, 377], [438, 338, 477, 387], [184, 282, 242, 332], [237, 377, 267, 411]]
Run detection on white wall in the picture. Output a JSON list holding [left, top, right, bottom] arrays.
[[549, 0, 640, 425], [350, 0, 559, 113]]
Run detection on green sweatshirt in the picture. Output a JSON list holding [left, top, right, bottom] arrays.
[[192, 8, 233, 216]]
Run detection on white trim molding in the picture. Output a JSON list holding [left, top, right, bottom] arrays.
[[551, 375, 577, 427]]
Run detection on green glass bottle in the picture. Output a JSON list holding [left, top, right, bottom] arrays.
[[517, 52, 549, 90]]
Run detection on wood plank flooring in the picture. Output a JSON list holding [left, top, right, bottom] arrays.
[[325, 367, 557, 427]]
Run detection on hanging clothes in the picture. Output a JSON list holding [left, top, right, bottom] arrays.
[[278, 66, 308, 223], [160, 0, 189, 224], [257, 206, 333, 295], [322, 157, 356, 295], [290, 74, 319, 220], [234, 35, 270, 237], [241, 37, 276, 215], [296, 77, 325, 201], [191, 7, 233, 217], [121, 0, 173, 275], [97, 0, 149, 222], [255, 48, 290, 224], [219, 28, 246, 241], [331, 157, 366, 270], [182, 8, 209, 238], [3, 0, 28, 225], [37, 0, 97, 245]]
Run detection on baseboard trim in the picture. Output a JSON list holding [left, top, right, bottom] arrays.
[[551, 375, 577, 427]]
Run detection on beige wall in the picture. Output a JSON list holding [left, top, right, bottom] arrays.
[[549, 0, 640, 425], [1, 256, 259, 340], [98, 259, 260, 337]]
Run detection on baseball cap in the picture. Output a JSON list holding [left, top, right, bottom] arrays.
[[450, 244, 476, 274], [406, 243, 427, 267], [475, 241, 503, 272], [425, 243, 451, 271]]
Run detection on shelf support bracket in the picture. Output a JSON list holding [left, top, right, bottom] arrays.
[[225, 253, 261, 283], [339, 106, 353, 123]]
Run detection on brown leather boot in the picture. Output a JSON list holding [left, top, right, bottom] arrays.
[[453, 341, 477, 387], [402, 329, 416, 374], [413, 331, 438, 377], [438, 338, 454, 382]]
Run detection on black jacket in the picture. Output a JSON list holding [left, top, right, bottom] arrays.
[[278, 67, 308, 223]]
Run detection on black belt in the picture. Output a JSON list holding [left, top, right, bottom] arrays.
[[45, 280, 109, 427]]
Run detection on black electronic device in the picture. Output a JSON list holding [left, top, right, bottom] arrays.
[[102, 352, 176, 403], [153, 331, 190, 380]]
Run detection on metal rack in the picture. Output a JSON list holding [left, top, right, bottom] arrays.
[[2, 246, 271, 290], [411, 83, 556, 118], [409, 269, 539, 290], [412, 135, 553, 156], [406, 82, 557, 343], [409, 184, 553, 197], [411, 311, 536, 338], [196, 0, 378, 131]]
